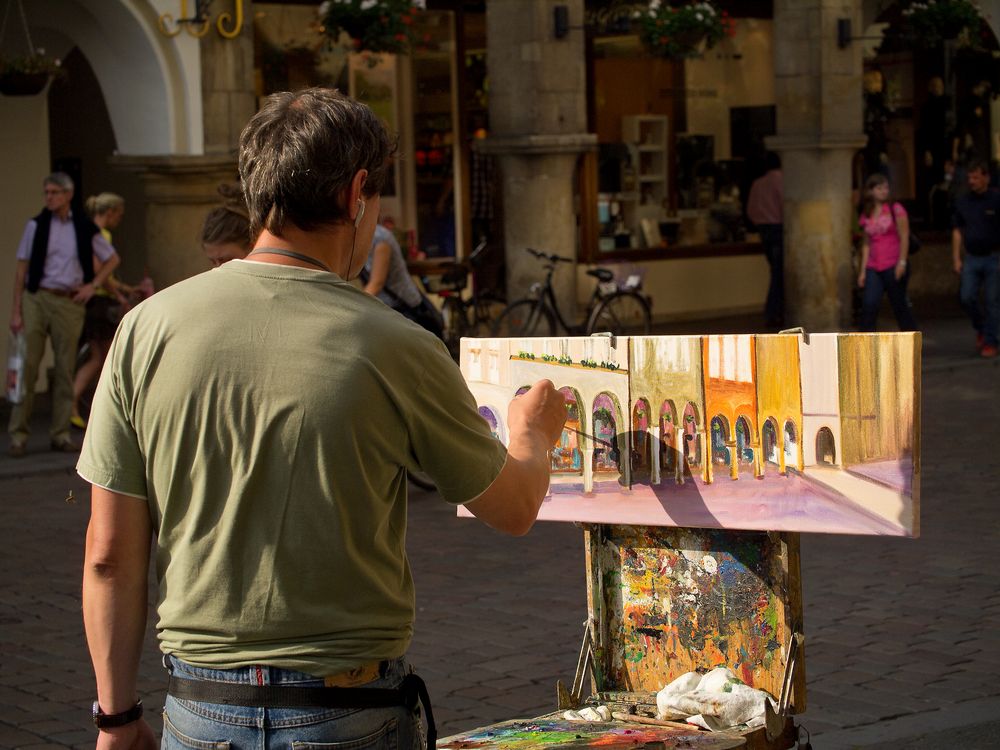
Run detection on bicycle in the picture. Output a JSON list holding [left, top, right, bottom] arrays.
[[491, 248, 652, 337], [421, 239, 506, 358]]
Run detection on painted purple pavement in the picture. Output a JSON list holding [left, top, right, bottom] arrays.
[[460, 471, 904, 535], [846, 458, 913, 494]]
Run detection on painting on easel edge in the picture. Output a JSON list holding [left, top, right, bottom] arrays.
[[459, 333, 920, 537]]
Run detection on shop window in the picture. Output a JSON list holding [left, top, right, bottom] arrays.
[[593, 393, 621, 475], [762, 418, 779, 466], [659, 400, 678, 475], [552, 387, 583, 474], [711, 415, 731, 469]]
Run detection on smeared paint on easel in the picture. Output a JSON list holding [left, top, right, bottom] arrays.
[[438, 717, 744, 750]]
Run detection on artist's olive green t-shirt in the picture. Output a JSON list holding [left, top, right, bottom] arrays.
[[77, 260, 506, 674]]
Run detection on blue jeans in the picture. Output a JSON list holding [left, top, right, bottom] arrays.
[[959, 253, 1000, 346], [859, 267, 918, 332], [162, 656, 424, 750]]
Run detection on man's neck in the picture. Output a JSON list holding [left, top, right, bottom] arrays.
[[252, 226, 355, 277], [53, 206, 71, 221]]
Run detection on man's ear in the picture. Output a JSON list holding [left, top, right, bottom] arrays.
[[348, 169, 369, 224]]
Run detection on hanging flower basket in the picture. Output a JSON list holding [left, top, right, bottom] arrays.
[[900, 0, 986, 48], [0, 70, 47, 95], [634, 1, 734, 60], [318, 0, 425, 55], [0, 52, 61, 96]]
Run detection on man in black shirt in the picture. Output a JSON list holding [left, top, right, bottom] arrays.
[[952, 161, 1000, 358]]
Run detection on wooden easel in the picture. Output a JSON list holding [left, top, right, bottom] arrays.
[[438, 525, 806, 750]]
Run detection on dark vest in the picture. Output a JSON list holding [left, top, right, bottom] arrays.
[[27, 208, 97, 292]]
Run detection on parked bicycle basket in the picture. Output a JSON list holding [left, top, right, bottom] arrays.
[[421, 264, 469, 296], [594, 263, 646, 293]]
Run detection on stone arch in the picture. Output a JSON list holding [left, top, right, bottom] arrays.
[[816, 426, 837, 466], [478, 405, 505, 443], [682, 401, 702, 471], [735, 415, 754, 472], [552, 386, 584, 474], [762, 417, 779, 467], [710, 415, 732, 470], [659, 399, 678, 475], [784, 419, 800, 469], [631, 397, 653, 477], [592, 391, 622, 475], [28, 0, 199, 154]]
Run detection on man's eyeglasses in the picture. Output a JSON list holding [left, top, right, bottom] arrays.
[[44, 188, 67, 196]]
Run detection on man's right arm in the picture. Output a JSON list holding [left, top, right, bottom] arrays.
[[10, 259, 27, 332], [952, 227, 964, 274], [464, 379, 566, 536]]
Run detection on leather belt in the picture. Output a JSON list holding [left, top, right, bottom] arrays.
[[39, 287, 75, 298], [167, 672, 436, 745]]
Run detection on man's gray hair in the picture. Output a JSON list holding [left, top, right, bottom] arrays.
[[44, 172, 74, 192]]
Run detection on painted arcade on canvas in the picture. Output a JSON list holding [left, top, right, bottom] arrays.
[[459, 332, 920, 537]]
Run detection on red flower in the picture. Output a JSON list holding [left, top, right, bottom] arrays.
[[395, 32, 406, 41], [352, 37, 362, 48], [401, 13, 413, 25]]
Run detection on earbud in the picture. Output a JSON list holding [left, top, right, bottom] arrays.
[[354, 199, 366, 228]]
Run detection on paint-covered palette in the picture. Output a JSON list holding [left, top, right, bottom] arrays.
[[585, 526, 804, 709], [459, 333, 920, 537], [437, 716, 745, 750]]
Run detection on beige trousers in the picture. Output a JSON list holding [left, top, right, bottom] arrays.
[[8, 290, 85, 444]]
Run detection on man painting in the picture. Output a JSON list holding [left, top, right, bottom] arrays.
[[79, 89, 565, 749], [9, 172, 120, 457]]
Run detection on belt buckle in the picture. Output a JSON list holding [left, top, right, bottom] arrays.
[[324, 662, 380, 688]]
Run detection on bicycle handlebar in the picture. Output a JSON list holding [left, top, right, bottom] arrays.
[[525, 247, 574, 265]]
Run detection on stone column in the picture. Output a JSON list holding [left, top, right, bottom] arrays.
[[200, 5, 257, 156], [480, 0, 596, 309], [111, 156, 240, 288], [650, 425, 661, 485], [769, 0, 866, 331], [583, 447, 594, 493]]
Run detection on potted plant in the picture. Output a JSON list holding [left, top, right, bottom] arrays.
[[635, 1, 734, 59], [318, 0, 425, 55], [900, 0, 986, 48], [0, 50, 62, 96]]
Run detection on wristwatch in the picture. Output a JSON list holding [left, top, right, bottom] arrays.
[[92, 699, 143, 729]]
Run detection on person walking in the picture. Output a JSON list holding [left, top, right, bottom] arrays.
[[79, 88, 566, 750], [71, 193, 138, 429], [746, 152, 784, 327], [857, 174, 919, 332], [952, 160, 1000, 358], [361, 221, 444, 338], [8, 173, 120, 457]]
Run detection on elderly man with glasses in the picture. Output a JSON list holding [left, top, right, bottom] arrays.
[[8, 172, 120, 457]]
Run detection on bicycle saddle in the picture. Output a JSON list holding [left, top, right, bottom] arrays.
[[586, 268, 615, 283]]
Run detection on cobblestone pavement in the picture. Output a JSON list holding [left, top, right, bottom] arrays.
[[0, 313, 997, 749]]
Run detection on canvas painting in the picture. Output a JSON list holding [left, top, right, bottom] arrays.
[[459, 333, 920, 537]]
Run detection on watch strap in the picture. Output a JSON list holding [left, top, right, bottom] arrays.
[[92, 699, 143, 729]]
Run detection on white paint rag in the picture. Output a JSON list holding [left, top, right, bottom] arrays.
[[655, 667, 776, 732]]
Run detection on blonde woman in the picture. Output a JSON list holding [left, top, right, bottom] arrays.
[[72, 193, 139, 429]]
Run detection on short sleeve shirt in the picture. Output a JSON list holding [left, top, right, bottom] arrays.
[[364, 225, 422, 309], [77, 260, 506, 674], [859, 203, 905, 271], [15, 213, 116, 290], [952, 188, 1000, 256]]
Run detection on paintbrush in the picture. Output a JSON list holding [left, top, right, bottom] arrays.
[[610, 711, 694, 732]]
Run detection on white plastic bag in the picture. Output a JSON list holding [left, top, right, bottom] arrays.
[[7, 330, 26, 404]]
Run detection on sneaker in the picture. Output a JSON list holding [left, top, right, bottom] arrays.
[[981, 345, 999, 359], [70, 415, 87, 430], [8, 442, 26, 458], [50, 437, 81, 453]]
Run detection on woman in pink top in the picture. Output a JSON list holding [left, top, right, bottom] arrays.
[[857, 174, 918, 331]]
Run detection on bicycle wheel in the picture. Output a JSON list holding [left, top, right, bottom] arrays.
[[586, 292, 652, 336], [440, 296, 467, 357], [491, 299, 556, 337], [470, 296, 507, 338]]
